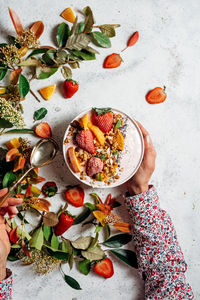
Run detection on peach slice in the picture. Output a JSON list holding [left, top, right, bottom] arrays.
[[67, 147, 81, 173], [39, 84, 56, 100], [60, 8, 76, 23], [79, 113, 88, 130], [87, 122, 105, 146]]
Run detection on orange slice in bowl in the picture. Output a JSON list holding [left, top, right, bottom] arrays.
[[67, 147, 81, 173]]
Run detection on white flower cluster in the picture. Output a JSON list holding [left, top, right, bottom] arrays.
[[0, 97, 25, 128]]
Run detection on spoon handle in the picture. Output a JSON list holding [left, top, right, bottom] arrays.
[[0, 167, 33, 207]]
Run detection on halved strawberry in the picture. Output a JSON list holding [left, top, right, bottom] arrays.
[[86, 157, 103, 177], [65, 186, 84, 207], [76, 129, 96, 154], [35, 122, 52, 138], [94, 258, 114, 278], [91, 108, 113, 133], [146, 87, 167, 104]]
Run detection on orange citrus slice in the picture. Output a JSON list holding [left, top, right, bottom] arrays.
[[60, 7, 76, 23], [79, 113, 88, 130], [39, 84, 56, 100]]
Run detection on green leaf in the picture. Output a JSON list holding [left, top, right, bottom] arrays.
[[71, 236, 93, 250], [103, 233, 132, 248], [43, 225, 51, 241], [27, 48, 48, 58], [89, 193, 101, 204], [62, 238, 73, 255], [83, 6, 95, 33], [0, 118, 13, 129], [78, 259, 91, 275], [73, 208, 91, 225], [57, 23, 70, 47], [18, 74, 30, 98], [115, 120, 122, 129], [2, 172, 16, 188], [95, 224, 103, 233], [96, 173, 102, 181], [61, 66, 72, 79], [84, 202, 96, 211], [82, 245, 105, 261], [4, 128, 34, 134], [85, 46, 100, 54], [47, 248, 69, 261], [93, 107, 112, 115], [36, 66, 58, 79], [104, 224, 110, 240], [66, 33, 91, 51], [55, 49, 67, 65], [71, 49, 95, 60], [17, 212, 29, 224], [63, 275, 82, 290], [112, 201, 121, 208], [78, 21, 85, 33], [0, 43, 7, 47], [99, 25, 116, 38], [51, 233, 59, 250], [34, 107, 48, 121], [92, 32, 111, 48], [88, 233, 98, 250], [0, 69, 7, 80], [110, 249, 138, 268], [18, 58, 40, 67], [29, 227, 44, 250], [41, 50, 57, 65]]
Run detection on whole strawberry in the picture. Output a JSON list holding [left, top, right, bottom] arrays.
[[54, 211, 74, 236], [76, 129, 96, 154], [91, 107, 113, 133], [63, 79, 79, 98]]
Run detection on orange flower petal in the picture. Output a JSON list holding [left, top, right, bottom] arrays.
[[10, 68, 22, 85], [93, 210, 106, 226], [13, 156, 26, 172], [6, 148, 19, 162], [30, 198, 51, 213], [113, 222, 131, 233]]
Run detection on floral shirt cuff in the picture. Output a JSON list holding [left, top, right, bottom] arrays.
[[0, 269, 12, 300]]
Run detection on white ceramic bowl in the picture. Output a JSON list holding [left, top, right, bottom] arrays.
[[63, 108, 144, 188]]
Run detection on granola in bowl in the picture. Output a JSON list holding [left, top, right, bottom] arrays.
[[63, 108, 144, 188]]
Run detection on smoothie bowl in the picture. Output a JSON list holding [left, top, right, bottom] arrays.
[[63, 108, 144, 188]]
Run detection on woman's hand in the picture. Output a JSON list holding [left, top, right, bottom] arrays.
[[127, 122, 156, 195], [0, 188, 23, 280]]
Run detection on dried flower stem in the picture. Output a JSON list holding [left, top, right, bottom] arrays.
[[30, 88, 41, 102]]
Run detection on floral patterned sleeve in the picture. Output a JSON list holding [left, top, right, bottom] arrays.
[[0, 269, 12, 300], [124, 185, 194, 300]]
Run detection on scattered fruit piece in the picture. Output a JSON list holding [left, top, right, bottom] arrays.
[[67, 147, 81, 173], [113, 129, 124, 151], [86, 157, 103, 177], [39, 84, 56, 100], [63, 79, 79, 98], [87, 122, 105, 146], [91, 108, 113, 133], [76, 129, 96, 154], [6, 137, 20, 149], [42, 181, 58, 197], [146, 86, 167, 104], [94, 258, 114, 278], [35, 122, 52, 138], [6, 148, 19, 162], [103, 53, 122, 69], [0, 87, 7, 95], [13, 155, 26, 172], [60, 7, 76, 23], [54, 211, 74, 236], [65, 186, 84, 207], [122, 31, 139, 52], [79, 113, 88, 130]]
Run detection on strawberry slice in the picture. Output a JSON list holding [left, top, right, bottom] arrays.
[[86, 157, 103, 177], [35, 122, 52, 138], [76, 129, 96, 154], [65, 186, 84, 207], [91, 108, 113, 133], [94, 258, 114, 278], [146, 87, 167, 104]]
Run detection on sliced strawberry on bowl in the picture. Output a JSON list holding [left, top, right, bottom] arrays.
[[65, 186, 84, 207], [76, 129, 96, 154], [91, 108, 113, 133], [86, 157, 103, 177], [94, 257, 114, 278], [146, 86, 167, 104]]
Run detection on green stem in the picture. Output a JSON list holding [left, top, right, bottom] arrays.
[[0, 128, 6, 135]]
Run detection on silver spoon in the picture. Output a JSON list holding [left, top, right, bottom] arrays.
[[0, 138, 59, 207]]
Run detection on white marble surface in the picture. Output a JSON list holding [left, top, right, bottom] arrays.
[[0, 0, 200, 299]]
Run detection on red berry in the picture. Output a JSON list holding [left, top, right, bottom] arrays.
[[94, 258, 114, 278], [92, 108, 113, 133], [63, 79, 79, 98], [35, 122, 52, 138], [86, 157, 103, 177], [103, 53, 122, 69], [54, 212, 74, 236], [146, 87, 167, 104], [76, 129, 96, 154], [65, 186, 84, 207]]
